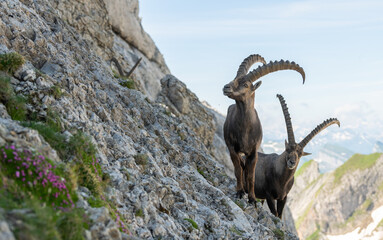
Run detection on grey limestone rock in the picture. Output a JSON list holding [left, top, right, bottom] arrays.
[[0, 217, 16, 240], [103, 0, 168, 71], [0, 0, 299, 239]]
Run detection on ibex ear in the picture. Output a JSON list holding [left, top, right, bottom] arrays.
[[302, 152, 311, 156], [252, 81, 262, 91]]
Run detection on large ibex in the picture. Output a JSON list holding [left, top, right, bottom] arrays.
[[254, 94, 340, 218], [223, 54, 305, 203]]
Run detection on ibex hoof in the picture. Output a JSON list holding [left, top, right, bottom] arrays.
[[235, 190, 245, 199], [248, 197, 256, 205]]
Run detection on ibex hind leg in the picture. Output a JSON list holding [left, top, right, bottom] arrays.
[[277, 197, 287, 219], [266, 196, 277, 217], [229, 151, 245, 198], [240, 154, 249, 194]]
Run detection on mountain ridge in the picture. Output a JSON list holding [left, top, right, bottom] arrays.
[[289, 152, 383, 239]]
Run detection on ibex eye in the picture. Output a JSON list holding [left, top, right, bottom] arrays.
[[243, 83, 248, 88]]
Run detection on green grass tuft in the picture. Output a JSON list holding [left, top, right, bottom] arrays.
[[295, 159, 314, 177], [184, 218, 199, 229], [112, 70, 120, 79], [6, 95, 27, 121], [0, 75, 27, 120], [272, 228, 285, 240], [69, 132, 97, 159], [0, 52, 25, 74], [234, 200, 245, 210], [46, 108, 63, 132], [56, 208, 89, 240], [74, 163, 103, 197], [119, 79, 135, 89], [333, 153, 382, 184], [307, 228, 320, 240], [375, 218, 383, 231], [134, 154, 148, 166], [50, 84, 65, 99], [135, 209, 144, 217], [229, 225, 244, 236], [67, 131, 110, 198], [0, 75, 13, 102], [88, 196, 106, 208], [197, 167, 206, 178], [21, 121, 68, 159]]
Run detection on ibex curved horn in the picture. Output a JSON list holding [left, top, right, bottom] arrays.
[[236, 54, 266, 78], [276, 94, 295, 144], [299, 118, 340, 149], [245, 60, 306, 84]]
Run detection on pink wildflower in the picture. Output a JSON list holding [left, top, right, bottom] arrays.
[[15, 171, 20, 178]]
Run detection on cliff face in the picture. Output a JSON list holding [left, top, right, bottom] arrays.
[[0, 0, 298, 239], [289, 153, 383, 239], [42, 0, 168, 100]]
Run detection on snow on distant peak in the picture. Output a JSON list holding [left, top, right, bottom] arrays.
[[327, 205, 383, 240]]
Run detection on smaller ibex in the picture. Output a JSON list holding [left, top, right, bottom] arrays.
[[223, 54, 305, 203], [254, 94, 340, 218]]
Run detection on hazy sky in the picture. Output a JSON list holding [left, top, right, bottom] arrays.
[[140, 0, 383, 141]]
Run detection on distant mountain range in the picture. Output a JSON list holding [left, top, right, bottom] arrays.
[[205, 102, 382, 173], [374, 141, 383, 152], [262, 126, 382, 173]]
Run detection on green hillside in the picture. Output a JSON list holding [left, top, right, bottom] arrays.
[[333, 153, 382, 184], [295, 159, 315, 177]]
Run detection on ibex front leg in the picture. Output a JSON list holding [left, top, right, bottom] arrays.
[[229, 151, 245, 198], [245, 151, 257, 204]]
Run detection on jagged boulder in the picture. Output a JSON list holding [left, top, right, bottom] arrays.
[[157, 74, 215, 147]]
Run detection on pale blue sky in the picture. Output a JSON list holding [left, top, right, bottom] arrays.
[[140, 0, 383, 143]]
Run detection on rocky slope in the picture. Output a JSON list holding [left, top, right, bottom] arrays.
[[288, 153, 383, 239], [0, 0, 298, 239]]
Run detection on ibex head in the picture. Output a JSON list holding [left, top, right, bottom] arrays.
[[223, 54, 306, 101], [223, 54, 266, 101], [276, 94, 340, 170]]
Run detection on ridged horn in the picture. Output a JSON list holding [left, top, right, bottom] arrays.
[[276, 94, 295, 144], [298, 118, 340, 149], [236, 54, 266, 78], [245, 60, 305, 83]]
